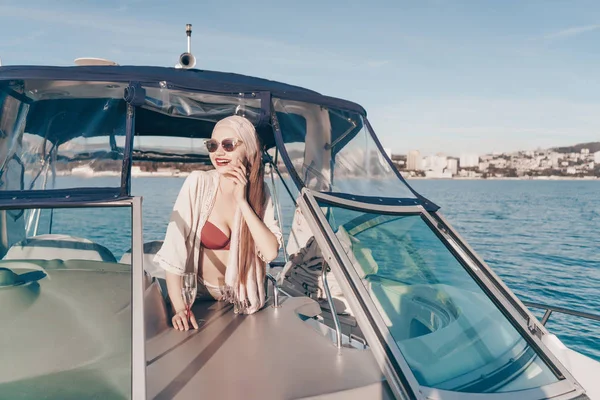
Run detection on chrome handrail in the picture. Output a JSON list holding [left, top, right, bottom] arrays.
[[523, 301, 600, 326], [322, 262, 342, 349], [267, 153, 288, 262], [265, 273, 281, 308]]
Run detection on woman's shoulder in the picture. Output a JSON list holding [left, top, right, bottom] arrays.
[[179, 169, 218, 191], [185, 169, 217, 181]]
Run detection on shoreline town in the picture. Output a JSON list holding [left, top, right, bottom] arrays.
[[47, 141, 600, 180]]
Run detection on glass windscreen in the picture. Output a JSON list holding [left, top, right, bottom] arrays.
[[320, 202, 559, 393], [0, 204, 133, 399], [129, 87, 263, 166], [0, 80, 128, 192], [273, 98, 415, 199], [142, 88, 262, 125]]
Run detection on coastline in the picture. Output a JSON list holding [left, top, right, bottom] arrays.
[[405, 175, 600, 181], [54, 169, 600, 181]]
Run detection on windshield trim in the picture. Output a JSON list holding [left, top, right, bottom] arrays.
[[310, 190, 425, 213], [0, 187, 124, 202], [304, 189, 583, 398], [271, 105, 306, 193], [421, 379, 581, 400], [363, 117, 439, 211]]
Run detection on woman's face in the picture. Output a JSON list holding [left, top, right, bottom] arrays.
[[208, 126, 248, 173]]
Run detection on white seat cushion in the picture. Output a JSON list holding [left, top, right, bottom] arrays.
[[119, 240, 165, 279], [4, 234, 116, 262]]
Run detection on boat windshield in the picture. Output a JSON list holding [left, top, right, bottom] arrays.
[[0, 80, 128, 193], [0, 202, 135, 399], [318, 199, 561, 393], [273, 98, 415, 199]]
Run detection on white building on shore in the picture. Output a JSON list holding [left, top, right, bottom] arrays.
[[460, 153, 479, 168], [407, 150, 421, 170], [447, 159, 458, 175]]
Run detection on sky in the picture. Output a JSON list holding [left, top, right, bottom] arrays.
[[0, 0, 598, 156]]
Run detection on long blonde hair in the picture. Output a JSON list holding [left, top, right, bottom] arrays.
[[213, 116, 265, 288]]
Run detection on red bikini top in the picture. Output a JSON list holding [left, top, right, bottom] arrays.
[[201, 221, 231, 250]]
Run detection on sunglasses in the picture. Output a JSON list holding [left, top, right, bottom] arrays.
[[204, 138, 243, 153]]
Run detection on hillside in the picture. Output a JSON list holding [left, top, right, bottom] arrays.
[[552, 141, 600, 154]]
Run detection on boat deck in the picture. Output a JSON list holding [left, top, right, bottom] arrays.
[[145, 293, 392, 400]]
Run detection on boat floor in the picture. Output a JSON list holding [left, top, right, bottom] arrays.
[[145, 295, 392, 400]]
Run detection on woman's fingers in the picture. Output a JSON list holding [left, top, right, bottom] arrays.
[[227, 171, 246, 187], [172, 315, 183, 330], [228, 166, 247, 184], [172, 311, 195, 331], [237, 167, 248, 185]]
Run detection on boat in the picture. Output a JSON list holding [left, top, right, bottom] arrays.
[[0, 25, 598, 400]]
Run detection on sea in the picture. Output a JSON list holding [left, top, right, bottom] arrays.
[[47, 176, 600, 362]]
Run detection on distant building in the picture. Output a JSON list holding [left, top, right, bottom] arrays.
[[594, 151, 600, 164], [490, 158, 508, 168], [460, 153, 479, 168], [421, 155, 447, 173], [447, 159, 458, 175], [458, 169, 482, 178], [407, 150, 421, 171], [581, 148, 590, 155]]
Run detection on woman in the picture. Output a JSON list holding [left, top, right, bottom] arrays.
[[154, 115, 282, 330]]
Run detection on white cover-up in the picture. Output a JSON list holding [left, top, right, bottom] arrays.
[[154, 169, 282, 314]]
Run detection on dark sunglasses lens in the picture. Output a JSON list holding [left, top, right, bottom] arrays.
[[222, 139, 236, 152], [205, 140, 219, 152]]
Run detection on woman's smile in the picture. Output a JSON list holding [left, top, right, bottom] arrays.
[[214, 157, 231, 167]]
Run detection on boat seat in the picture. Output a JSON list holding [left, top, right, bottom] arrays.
[[120, 240, 167, 298], [3, 234, 116, 262], [278, 235, 357, 317], [119, 240, 164, 276]]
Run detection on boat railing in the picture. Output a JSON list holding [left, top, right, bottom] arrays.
[[265, 273, 281, 308], [523, 301, 600, 326]]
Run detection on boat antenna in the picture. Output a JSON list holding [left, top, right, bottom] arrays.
[[176, 23, 196, 69], [187, 23, 192, 53]]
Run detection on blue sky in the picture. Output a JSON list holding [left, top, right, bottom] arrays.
[[0, 0, 598, 156]]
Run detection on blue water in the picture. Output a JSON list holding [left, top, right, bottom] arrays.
[[45, 177, 600, 362]]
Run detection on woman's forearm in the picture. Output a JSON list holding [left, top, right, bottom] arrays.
[[165, 271, 186, 312], [239, 200, 279, 262]]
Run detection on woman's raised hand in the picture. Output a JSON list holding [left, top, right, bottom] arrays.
[[226, 159, 248, 204]]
